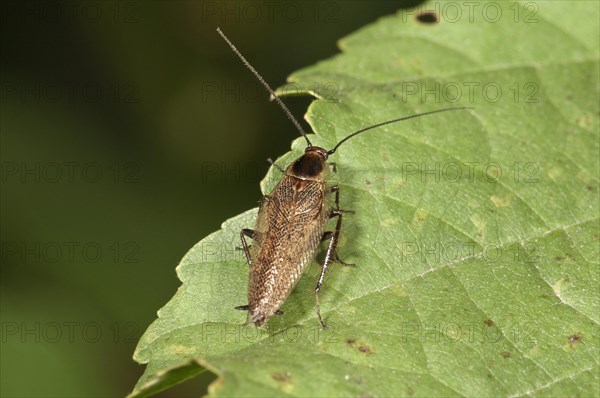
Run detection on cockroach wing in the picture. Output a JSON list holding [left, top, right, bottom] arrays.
[[246, 176, 331, 325]]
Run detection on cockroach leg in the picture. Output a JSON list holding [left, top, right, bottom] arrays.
[[328, 185, 355, 266], [259, 195, 271, 207], [315, 208, 343, 329], [320, 231, 355, 267], [320, 231, 333, 241], [241, 228, 255, 239], [235, 306, 282, 315], [315, 185, 349, 329], [267, 158, 287, 174], [328, 162, 338, 173], [330, 185, 349, 211], [333, 252, 355, 267], [239, 228, 255, 266]]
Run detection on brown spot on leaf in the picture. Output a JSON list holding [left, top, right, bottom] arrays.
[[568, 334, 582, 347], [416, 11, 438, 24], [271, 372, 292, 384], [555, 256, 564, 261], [501, 351, 511, 359], [407, 386, 415, 396], [347, 338, 373, 355], [365, 179, 372, 186], [346, 339, 373, 355], [483, 319, 495, 327]]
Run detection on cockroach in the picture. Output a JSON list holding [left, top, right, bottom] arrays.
[[216, 28, 470, 328]]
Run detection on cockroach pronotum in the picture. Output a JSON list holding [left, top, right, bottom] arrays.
[[216, 28, 470, 328]]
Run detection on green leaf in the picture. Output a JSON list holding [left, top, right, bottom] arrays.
[[130, 1, 599, 396]]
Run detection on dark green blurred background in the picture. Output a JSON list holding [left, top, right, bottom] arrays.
[[1, 1, 421, 396]]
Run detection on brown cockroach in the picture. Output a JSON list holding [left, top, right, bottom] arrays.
[[216, 28, 469, 328]]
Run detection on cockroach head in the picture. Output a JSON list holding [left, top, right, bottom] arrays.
[[287, 146, 329, 179], [305, 146, 329, 158]]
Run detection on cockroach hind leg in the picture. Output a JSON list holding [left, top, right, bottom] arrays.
[[320, 231, 355, 267], [315, 289, 328, 329], [320, 231, 334, 242], [314, 198, 348, 329], [235, 305, 249, 311], [275, 309, 284, 316], [333, 252, 356, 267]]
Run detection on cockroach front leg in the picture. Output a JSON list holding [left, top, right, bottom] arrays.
[[267, 158, 286, 174], [315, 185, 354, 329]]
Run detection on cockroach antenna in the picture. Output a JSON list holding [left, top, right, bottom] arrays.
[[327, 106, 473, 155], [216, 27, 312, 147], [217, 28, 473, 155]]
